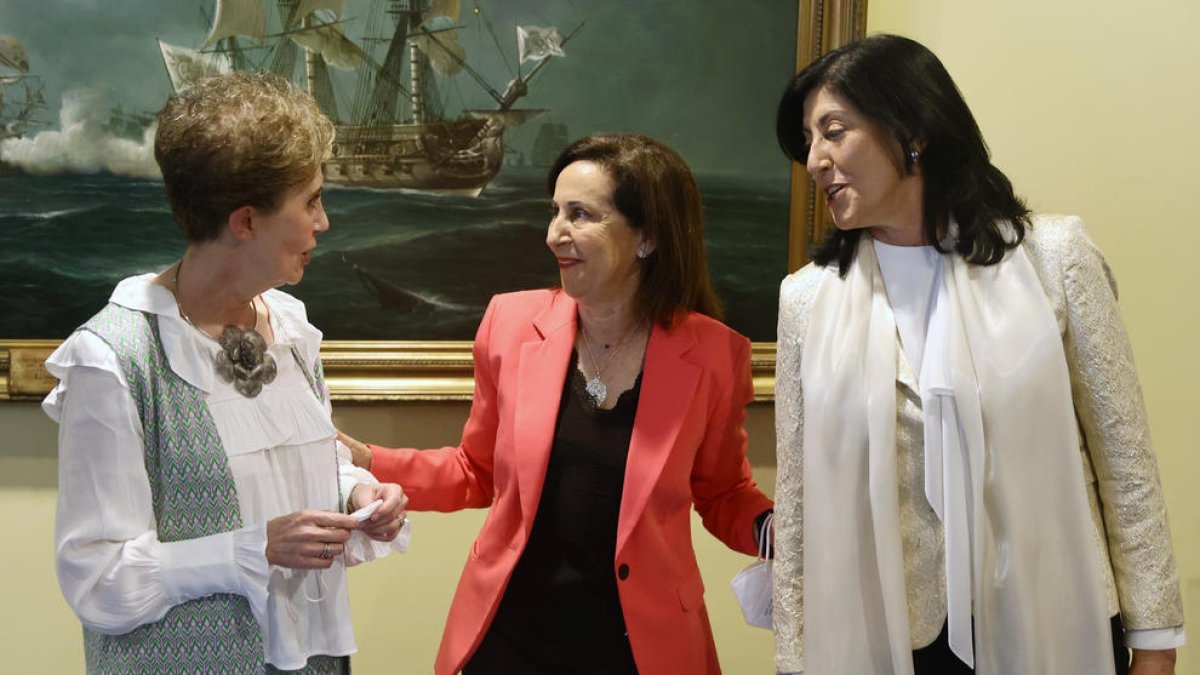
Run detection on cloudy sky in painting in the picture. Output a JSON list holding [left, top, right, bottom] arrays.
[[0, 0, 797, 177]]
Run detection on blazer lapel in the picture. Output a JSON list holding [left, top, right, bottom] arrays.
[[616, 318, 701, 555], [513, 293, 577, 531]]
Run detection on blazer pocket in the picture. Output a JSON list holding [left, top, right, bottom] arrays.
[[675, 572, 706, 612]]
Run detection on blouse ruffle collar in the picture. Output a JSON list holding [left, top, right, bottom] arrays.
[[108, 274, 324, 395]]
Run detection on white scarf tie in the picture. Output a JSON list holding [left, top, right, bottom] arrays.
[[800, 232, 1113, 674]]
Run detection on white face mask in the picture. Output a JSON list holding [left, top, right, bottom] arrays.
[[730, 512, 774, 629]]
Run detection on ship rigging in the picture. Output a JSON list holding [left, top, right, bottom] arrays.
[[158, 0, 577, 195]]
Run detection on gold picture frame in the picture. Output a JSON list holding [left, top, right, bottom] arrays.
[[0, 0, 866, 403]]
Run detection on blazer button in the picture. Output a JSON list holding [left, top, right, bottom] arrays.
[[618, 564, 629, 580]]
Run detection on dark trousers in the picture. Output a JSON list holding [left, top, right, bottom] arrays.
[[912, 615, 1129, 675]]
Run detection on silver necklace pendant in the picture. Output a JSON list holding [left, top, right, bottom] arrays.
[[585, 375, 607, 407], [579, 317, 644, 410]]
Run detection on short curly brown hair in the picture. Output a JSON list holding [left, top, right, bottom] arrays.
[[154, 71, 335, 243]]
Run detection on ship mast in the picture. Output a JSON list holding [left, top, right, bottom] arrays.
[[222, 37, 249, 70], [364, 0, 415, 125], [401, 1, 428, 124], [408, 42, 424, 120], [304, 14, 318, 95]]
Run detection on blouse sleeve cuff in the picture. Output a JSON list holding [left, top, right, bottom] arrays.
[[338, 441, 379, 511], [1125, 625, 1186, 650], [159, 525, 270, 629], [233, 523, 270, 628]]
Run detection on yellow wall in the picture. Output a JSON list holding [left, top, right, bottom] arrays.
[[0, 401, 777, 673], [867, 1, 1200, 672], [6, 3, 1198, 673]]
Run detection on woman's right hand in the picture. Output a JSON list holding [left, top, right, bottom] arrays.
[[265, 510, 359, 569], [1130, 648, 1177, 675]]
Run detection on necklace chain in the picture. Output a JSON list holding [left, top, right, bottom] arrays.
[[579, 318, 643, 408], [169, 257, 277, 398], [172, 257, 260, 340]]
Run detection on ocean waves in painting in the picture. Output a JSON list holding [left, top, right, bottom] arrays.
[[0, 169, 788, 341]]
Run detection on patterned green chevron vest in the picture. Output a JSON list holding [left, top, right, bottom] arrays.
[[80, 303, 343, 675]]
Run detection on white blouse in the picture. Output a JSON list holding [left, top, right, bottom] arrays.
[[44, 274, 408, 670], [873, 239, 941, 377]]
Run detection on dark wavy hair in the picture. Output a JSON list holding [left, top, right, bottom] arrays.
[[547, 133, 722, 327], [776, 34, 1029, 274]]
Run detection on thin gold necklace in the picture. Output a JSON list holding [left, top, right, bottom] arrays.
[[172, 259, 259, 339]]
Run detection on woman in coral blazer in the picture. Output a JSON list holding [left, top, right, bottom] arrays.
[[341, 134, 773, 675]]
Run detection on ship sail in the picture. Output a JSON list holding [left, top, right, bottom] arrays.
[[285, 0, 346, 29], [0, 36, 30, 73], [411, 20, 466, 76], [423, 0, 458, 21], [204, 0, 268, 47], [411, 0, 465, 76], [289, 21, 365, 70], [158, 40, 234, 92]]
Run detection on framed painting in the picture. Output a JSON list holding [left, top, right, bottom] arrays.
[[0, 0, 866, 401]]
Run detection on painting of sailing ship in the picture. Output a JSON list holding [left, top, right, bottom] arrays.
[[158, 0, 569, 195], [0, 0, 796, 342]]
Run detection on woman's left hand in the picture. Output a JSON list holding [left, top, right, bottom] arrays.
[[348, 482, 408, 542], [337, 430, 372, 470], [1130, 648, 1176, 675]]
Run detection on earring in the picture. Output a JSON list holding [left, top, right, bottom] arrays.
[[909, 149, 920, 163], [637, 247, 647, 259]]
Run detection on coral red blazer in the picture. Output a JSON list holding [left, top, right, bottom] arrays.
[[369, 289, 773, 675]]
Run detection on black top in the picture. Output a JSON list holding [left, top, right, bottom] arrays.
[[464, 351, 642, 675]]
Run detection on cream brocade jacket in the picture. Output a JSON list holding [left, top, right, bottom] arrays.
[[772, 215, 1184, 672]]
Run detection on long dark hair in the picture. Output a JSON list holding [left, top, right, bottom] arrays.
[[547, 133, 722, 327], [776, 34, 1029, 274]]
